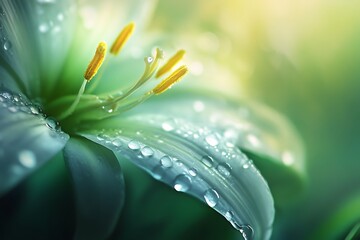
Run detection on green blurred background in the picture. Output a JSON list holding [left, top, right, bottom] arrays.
[[151, 0, 360, 239]]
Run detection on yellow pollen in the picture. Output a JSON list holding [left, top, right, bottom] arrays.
[[152, 65, 188, 95], [156, 49, 186, 78], [84, 41, 107, 81], [110, 22, 135, 55]]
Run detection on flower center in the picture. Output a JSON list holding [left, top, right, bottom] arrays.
[[46, 22, 188, 129]]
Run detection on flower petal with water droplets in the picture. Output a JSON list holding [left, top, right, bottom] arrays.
[[0, 87, 69, 196], [63, 137, 125, 240], [116, 91, 306, 206], [80, 118, 275, 240]]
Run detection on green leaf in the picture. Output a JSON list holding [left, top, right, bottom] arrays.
[[63, 137, 125, 240], [0, 87, 69, 196], [311, 192, 360, 240]]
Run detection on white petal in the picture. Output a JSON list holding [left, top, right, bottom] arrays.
[[0, 0, 76, 97], [0, 87, 69, 196], [80, 118, 275, 240]]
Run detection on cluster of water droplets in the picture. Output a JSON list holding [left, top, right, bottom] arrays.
[[0, 88, 65, 167], [82, 113, 257, 239], [35, 0, 73, 35]]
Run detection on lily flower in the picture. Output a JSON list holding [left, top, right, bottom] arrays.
[[0, 0, 304, 240]]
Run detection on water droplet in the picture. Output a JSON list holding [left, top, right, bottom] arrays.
[[204, 188, 219, 208], [239, 225, 254, 240], [188, 168, 197, 177], [225, 211, 234, 221], [45, 117, 59, 130], [128, 140, 140, 150], [141, 146, 154, 157], [7, 106, 17, 112], [30, 106, 40, 115], [160, 156, 172, 168], [173, 174, 191, 192], [193, 101, 205, 112], [39, 23, 49, 33], [146, 56, 153, 63], [205, 134, 219, 146], [151, 166, 163, 180], [243, 163, 249, 169], [162, 120, 175, 132], [201, 155, 214, 168], [217, 163, 231, 177], [3, 40, 11, 51], [18, 150, 36, 168], [111, 139, 122, 147]]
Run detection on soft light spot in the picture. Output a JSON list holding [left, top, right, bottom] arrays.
[[246, 133, 261, 148], [193, 101, 205, 112], [18, 150, 36, 168], [282, 151, 295, 166]]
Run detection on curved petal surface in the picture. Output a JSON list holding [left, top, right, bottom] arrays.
[[0, 0, 76, 98], [63, 137, 125, 240], [0, 87, 69, 196], [120, 91, 306, 205], [80, 116, 275, 240]]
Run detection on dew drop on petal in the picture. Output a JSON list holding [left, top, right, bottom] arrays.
[[7, 106, 17, 112], [205, 134, 219, 146], [18, 150, 36, 168], [217, 163, 231, 177], [111, 139, 122, 147], [201, 155, 214, 168], [141, 146, 154, 157], [128, 140, 140, 150], [45, 117, 59, 130], [146, 56, 153, 63], [151, 166, 163, 180], [162, 120, 175, 132], [243, 163, 250, 169], [188, 168, 197, 177], [239, 225, 254, 240], [160, 156, 172, 168], [225, 211, 234, 221], [173, 174, 191, 192], [204, 188, 220, 208], [3, 40, 11, 51]]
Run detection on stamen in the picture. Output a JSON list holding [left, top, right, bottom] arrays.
[[110, 22, 135, 55], [156, 49, 186, 78], [152, 65, 188, 95], [84, 42, 107, 81]]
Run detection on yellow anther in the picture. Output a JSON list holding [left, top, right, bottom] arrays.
[[152, 65, 188, 95], [84, 41, 107, 81], [110, 22, 135, 55], [156, 49, 186, 78]]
